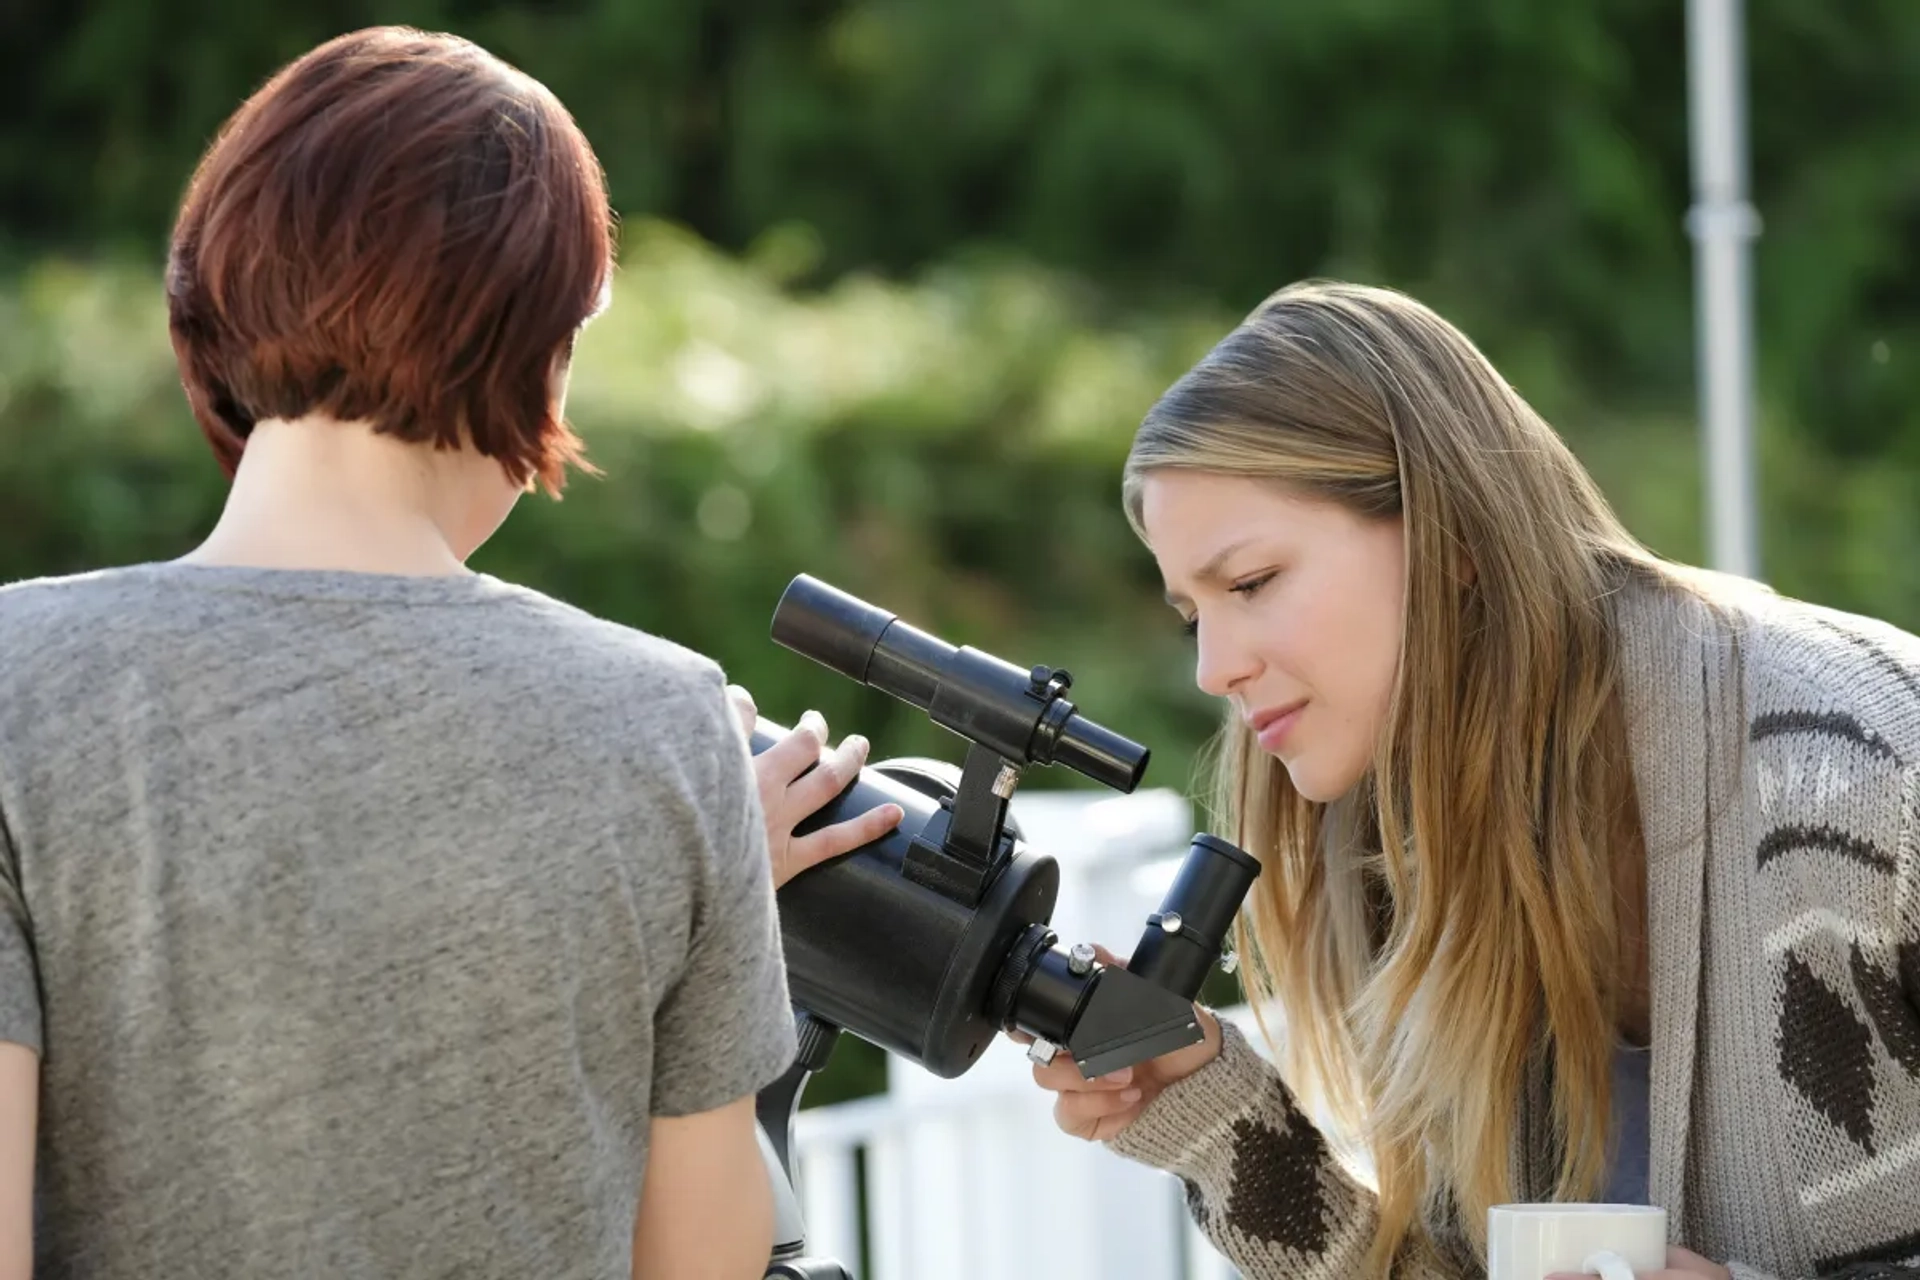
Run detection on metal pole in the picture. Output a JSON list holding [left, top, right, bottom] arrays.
[[1685, 0, 1763, 577]]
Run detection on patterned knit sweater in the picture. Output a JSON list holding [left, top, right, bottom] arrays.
[[1109, 577, 1920, 1279]]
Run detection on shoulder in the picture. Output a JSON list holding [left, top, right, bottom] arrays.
[[489, 582, 728, 702], [1735, 591, 1920, 761], [0, 565, 158, 628], [1725, 589, 1918, 896], [1614, 568, 1917, 914], [479, 585, 754, 798], [481, 584, 743, 768], [1733, 592, 1920, 851], [0, 566, 181, 685]]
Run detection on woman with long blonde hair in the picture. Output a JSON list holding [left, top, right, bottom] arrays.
[[1031, 282, 1920, 1279]]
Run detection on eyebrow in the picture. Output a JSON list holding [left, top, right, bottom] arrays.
[[1162, 537, 1256, 607]]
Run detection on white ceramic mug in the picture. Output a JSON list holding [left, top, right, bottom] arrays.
[[1487, 1204, 1668, 1280]]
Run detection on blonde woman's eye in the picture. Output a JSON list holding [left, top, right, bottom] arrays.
[[1230, 571, 1277, 600], [1180, 614, 1199, 638]]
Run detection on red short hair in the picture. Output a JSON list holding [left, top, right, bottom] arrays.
[[165, 27, 611, 494]]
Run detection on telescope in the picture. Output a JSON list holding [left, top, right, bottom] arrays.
[[752, 576, 1262, 1280]]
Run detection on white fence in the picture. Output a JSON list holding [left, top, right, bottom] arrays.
[[786, 786, 1255, 1280]]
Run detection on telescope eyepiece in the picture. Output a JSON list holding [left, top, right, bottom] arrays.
[[1126, 834, 1261, 1001]]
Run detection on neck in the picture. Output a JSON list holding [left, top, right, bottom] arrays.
[[181, 416, 509, 576]]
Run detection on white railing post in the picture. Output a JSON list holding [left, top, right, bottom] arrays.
[[794, 1140, 863, 1267]]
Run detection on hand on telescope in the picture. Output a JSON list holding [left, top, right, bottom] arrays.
[[1016, 945, 1225, 1142], [727, 685, 905, 890]]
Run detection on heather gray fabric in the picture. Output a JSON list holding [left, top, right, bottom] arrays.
[[0, 562, 797, 1278]]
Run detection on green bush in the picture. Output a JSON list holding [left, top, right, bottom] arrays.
[[9, 0, 1920, 476]]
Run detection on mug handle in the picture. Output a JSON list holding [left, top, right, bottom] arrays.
[[1582, 1250, 1639, 1280]]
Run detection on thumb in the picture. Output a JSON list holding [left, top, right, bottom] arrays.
[[724, 684, 757, 737]]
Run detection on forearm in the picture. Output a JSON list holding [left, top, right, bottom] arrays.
[[1106, 1020, 1442, 1280], [632, 1162, 771, 1279], [1786, 1264, 1920, 1279], [632, 1098, 774, 1280], [0, 1044, 35, 1280]]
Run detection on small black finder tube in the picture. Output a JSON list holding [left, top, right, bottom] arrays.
[[770, 575, 1149, 794]]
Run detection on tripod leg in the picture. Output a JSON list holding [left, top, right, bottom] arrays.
[[756, 1011, 844, 1182], [759, 1011, 857, 1279], [759, 1121, 811, 1261]]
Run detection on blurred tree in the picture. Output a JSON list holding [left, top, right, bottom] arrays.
[[4, 0, 1916, 466]]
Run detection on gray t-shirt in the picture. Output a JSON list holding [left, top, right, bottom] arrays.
[[0, 562, 797, 1278]]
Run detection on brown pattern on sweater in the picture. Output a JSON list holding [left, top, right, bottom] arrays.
[[1221, 1109, 1333, 1254], [1779, 950, 1882, 1153], [1850, 944, 1920, 1077]]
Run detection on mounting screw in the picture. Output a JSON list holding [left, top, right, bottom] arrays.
[[1219, 948, 1240, 976], [1067, 943, 1098, 976], [1026, 1037, 1060, 1067], [991, 764, 1021, 799], [1159, 912, 1184, 935], [1028, 664, 1073, 695]]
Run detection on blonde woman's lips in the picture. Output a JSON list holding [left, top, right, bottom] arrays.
[[1248, 700, 1307, 752]]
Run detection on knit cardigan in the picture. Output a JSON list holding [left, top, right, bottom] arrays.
[[1109, 577, 1920, 1279]]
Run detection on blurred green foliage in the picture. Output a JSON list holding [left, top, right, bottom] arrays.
[[8, 225, 1913, 694], [7, 0, 1920, 464]]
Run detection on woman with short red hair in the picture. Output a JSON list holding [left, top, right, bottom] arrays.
[[0, 27, 885, 1279]]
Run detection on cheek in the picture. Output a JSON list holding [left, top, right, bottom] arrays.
[[1349, 562, 1406, 719], [1299, 565, 1403, 718], [1360, 605, 1404, 721], [1246, 593, 1311, 684]]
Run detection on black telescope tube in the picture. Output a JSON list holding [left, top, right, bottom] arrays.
[[1050, 715, 1149, 793], [772, 575, 953, 710], [864, 626, 956, 714], [1128, 834, 1263, 1000], [769, 576, 905, 690], [770, 574, 1149, 794], [750, 723, 1061, 1077]]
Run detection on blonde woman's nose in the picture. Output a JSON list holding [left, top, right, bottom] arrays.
[[1193, 624, 1259, 698]]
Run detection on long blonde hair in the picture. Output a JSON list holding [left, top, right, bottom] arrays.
[[1123, 281, 1668, 1273]]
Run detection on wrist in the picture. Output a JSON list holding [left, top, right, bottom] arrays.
[[1149, 1004, 1224, 1091]]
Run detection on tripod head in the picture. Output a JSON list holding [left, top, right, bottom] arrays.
[[753, 575, 1261, 1277]]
